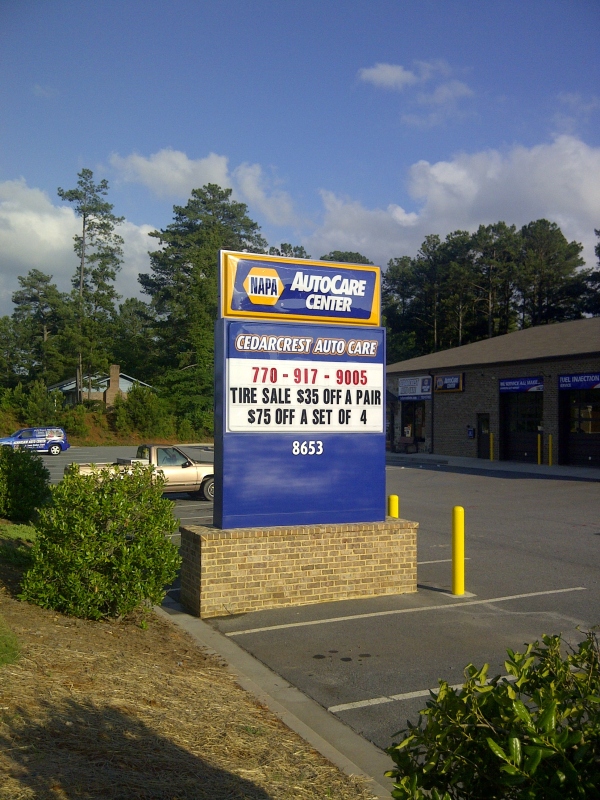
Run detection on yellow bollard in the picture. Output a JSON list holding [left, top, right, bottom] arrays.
[[549, 434, 552, 466], [537, 433, 541, 465], [388, 495, 399, 519], [489, 432, 493, 461], [452, 506, 465, 595]]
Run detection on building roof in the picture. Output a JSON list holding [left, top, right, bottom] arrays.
[[387, 317, 600, 374], [49, 373, 153, 392]]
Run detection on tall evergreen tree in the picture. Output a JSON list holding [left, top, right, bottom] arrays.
[[139, 184, 267, 431], [11, 269, 66, 384], [58, 169, 124, 399], [516, 219, 585, 326], [320, 250, 373, 264], [269, 243, 311, 259], [0, 317, 21, 388], [470, 222, 519, 338], [383, 256, 418, 363], [111, 298, 157, 380]]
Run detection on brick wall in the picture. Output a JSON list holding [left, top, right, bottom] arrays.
[[104, 364, 123, 407], [180, 519, 418, 618], [387, 355, 600, 463]]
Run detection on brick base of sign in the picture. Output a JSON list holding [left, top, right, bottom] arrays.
[[179, 518, 418, 619]]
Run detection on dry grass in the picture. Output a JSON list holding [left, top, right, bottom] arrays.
[[0, 561, 375, 799]]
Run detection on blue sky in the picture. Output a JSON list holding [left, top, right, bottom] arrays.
[[1, 0, 599, 312]]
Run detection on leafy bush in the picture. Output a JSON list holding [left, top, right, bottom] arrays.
[[0, 448, 50, 522], [60, 403, 89, 437], [23, 381, 63, 425], [386, 632, 600, 799], [0, 521, 37, 570], [20, 463, 180, 619], [177, 417, 196, 442], [0, 616, 20, 666], [113, 385, 176, 437]]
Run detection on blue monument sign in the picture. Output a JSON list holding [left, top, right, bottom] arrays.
[[214, 251, 386, 529]]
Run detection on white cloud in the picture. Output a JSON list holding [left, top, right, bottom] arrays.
[[32, 84, 59, 99], [110, 149, 231, 197], [358, 63, 419, 91], [0, 179, 153, 316], [304, 135, 600, 268], [417, 80, 474, 106], [553, 92, 600, 135], [111, 148, 300, 226], [233, 162, 298, 226], [359, 60, 474, 127]]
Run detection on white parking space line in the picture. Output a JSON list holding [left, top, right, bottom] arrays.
[[225, 587, 586, 637], [417, 558, 471, 565], [328, 676, 517, 714]]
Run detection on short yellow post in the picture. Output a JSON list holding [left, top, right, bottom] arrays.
[[489, 432, 493, 461], [388, 495, 399, 519], [548, 434, 553, 466], [452, 506, 465, 596], [537, 433, 541, 465]]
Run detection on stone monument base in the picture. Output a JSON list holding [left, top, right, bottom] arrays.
[[180, 518, 417, 619]]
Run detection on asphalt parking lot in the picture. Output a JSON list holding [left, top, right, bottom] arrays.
[[44, 448, 600, 751], [208, 463, 600, 750], [41, 443, 215, 530]]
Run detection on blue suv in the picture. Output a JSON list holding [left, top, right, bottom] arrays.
[[0, 427, 71, 456]]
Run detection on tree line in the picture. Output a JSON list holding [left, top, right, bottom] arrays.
[[383, 222, 600, 363], [1, 168, 598, 436]]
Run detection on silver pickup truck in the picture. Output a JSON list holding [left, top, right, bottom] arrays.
[[67, 444, 215, 500]]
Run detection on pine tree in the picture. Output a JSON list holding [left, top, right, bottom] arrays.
[[58, 169, 124, 400], [139, 184, 267, 432]]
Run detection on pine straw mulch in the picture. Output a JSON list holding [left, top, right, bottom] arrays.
[[0, 568, 376, 800]]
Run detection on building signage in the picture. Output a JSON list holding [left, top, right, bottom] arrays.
[[220, 251, 380, 326], [559, 373, 600, 391], [434, 374, 464, 393], [215, 251, 386, 529], [499, 377, 543, 393], [398, 375, 432, 400]]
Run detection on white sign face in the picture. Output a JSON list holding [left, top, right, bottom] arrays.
[[398, 375, 432, 399], [227, 358, 384, 433]]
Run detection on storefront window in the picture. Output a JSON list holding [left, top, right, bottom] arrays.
[[570, 389, 600, 434], [402, 401, 426, 438]]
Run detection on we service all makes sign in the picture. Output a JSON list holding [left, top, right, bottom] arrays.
[[215, 251, 385, 529]]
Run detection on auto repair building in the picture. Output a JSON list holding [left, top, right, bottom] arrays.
[[386, 317, 600, 467]]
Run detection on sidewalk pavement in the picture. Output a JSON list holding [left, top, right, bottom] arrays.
[[386, 451, 600, 481]]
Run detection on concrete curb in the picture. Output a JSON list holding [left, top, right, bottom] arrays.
[[155, 600, 395, 799], [386, 452, 600, 480]]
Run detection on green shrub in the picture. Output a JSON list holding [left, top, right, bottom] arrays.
[[113, 385, 176, 437], [177, 417, 196, 442], [20, 463, 180, 619], [0, 448, 50, 522], [60, 404, 89, 437], [386, 632, 600, 799], [0, 616, 19, 667], [0, 522, 37, 570], [23, 381, 62, 425]]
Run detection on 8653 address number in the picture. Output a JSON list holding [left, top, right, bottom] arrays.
[[292, 440, 323, 455]]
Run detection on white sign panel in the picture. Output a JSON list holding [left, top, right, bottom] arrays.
[[398, 375, 432, 399], [227, 358, 384, 433]]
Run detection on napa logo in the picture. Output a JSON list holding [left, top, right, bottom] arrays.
[[242, 267, 284, 306]]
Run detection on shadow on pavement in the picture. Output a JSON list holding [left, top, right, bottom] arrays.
[[396, 463, 600, 482]]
